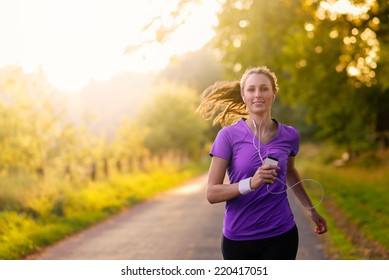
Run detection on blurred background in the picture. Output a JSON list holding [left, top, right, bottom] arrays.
[[0, 0, 388, 260]]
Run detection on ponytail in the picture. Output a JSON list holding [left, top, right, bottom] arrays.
[[197, 80, 248, 126]]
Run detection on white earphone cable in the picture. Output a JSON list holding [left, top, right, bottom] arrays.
[[251, 117, 324, 210]]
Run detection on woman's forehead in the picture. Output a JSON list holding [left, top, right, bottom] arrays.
[[244, 73, 271, 86]]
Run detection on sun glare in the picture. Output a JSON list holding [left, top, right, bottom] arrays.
[[322, 0, 372, 16], [0, 0, 218, 92], [315, 0, 379, 86]]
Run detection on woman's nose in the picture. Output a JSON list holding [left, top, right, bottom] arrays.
[[254, 89, 262, 99]]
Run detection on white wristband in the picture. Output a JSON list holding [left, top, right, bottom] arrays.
[[238, 177, 253, 195]]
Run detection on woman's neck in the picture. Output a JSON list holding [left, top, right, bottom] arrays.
[[249, 114, 271, 128], [247, 114, 275, 139]]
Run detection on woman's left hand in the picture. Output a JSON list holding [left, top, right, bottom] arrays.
[[310, 210, 328, 234]]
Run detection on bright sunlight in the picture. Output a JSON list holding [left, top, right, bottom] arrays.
[[0, 0, 218, 92]]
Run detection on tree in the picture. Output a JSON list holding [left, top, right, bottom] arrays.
[[138, 82, 208, 160], [131, 0, 388, 152], [283, 0, 389, 152], [159, 44, 223, 92], [0, 66, 66, 175], [0, 65, 100, 179], [113, 119, 150, 172], [212, 0, 389, 152]]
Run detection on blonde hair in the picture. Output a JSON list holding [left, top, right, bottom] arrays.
[[197, 66, 279, 126]]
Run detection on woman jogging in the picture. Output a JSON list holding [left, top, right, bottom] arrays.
[[197, 66, 327, 260]]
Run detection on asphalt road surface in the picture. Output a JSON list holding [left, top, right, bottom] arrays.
[[28, 174, 326, 260]]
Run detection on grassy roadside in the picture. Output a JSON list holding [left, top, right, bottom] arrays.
[[0, 161, 209, 260], [297, 144, 389, 259]]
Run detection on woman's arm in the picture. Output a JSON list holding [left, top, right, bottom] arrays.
[[206, 156, 240, 204], [286, 157, 328, 234], [207, 156, 278, 204]]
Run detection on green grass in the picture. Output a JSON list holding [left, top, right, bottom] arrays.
[[297, 144, 389, 259], [3, 145, 387, 260], [0, 161, 209, 259]]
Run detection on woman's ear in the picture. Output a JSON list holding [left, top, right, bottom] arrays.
[[242, 96, 246, 103]]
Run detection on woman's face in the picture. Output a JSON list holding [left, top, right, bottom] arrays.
[[242, 73, 276, 116]]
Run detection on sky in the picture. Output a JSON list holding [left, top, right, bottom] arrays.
[[0, 0, 219, 92]]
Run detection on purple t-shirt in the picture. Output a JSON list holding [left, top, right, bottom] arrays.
[[210, 118, 299, 240]]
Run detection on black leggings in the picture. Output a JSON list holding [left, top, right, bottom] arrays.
[[221, 225, 299, 260]]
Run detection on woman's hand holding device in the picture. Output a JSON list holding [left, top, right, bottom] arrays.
[[248, 157, 279, 190]]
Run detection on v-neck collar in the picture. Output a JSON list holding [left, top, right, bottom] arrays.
[[240, 118, 280, 145]]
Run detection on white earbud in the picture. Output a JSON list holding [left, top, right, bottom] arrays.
[[242, 96, 246, 103]]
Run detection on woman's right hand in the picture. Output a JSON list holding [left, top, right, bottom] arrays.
[[250, 165, 280, 190]]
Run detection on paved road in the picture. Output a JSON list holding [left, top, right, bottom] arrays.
[[28, 174, 326, 260]]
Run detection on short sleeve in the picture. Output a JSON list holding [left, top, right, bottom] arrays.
[[289, 128, 300, 157], [209, 127, 232, 161]]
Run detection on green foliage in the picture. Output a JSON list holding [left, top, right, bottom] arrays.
[[0, 163, 207, 259], [214, 0, 301, 75], [138, 81, 209, 159], [297, 144, 389, 259], [0, 66, 60, 174], [135, 0, 389, 152], [0, 65, 102, 179], [211, 0, 389, 153], [112, 119, 150, 172], [280, 0, 387, 152], [159, 45, 224, 92], [0, 65, 216, 259]]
